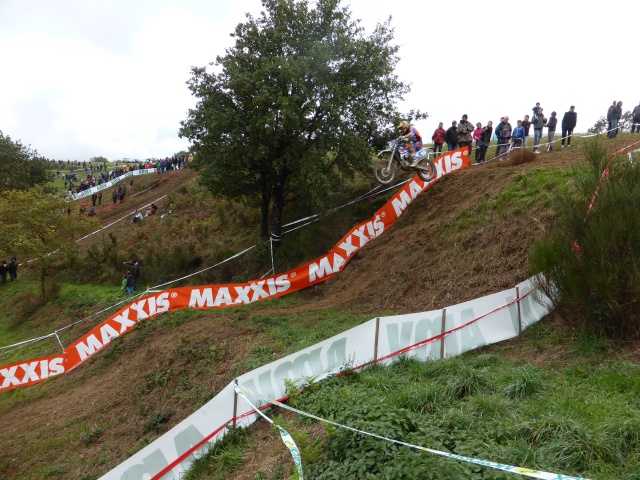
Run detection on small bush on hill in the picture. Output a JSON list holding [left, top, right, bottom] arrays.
[[530, 139, 640, 337]]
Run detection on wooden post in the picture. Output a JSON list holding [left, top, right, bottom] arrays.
[[232, 379, 238, 429], [373, 317, 380, 363], [440, 308, 447, 360]]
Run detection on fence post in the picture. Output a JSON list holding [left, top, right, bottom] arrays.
[[232, 379, 238, 429], [440, 308, 447, 360], [516, 287, 522, 335], [373, 317, 380, 363]]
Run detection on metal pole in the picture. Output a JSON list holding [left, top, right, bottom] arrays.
[[54, 333, 65, 353], [440, 308, 446, 360]]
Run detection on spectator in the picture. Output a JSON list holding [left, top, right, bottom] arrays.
[[125, 272, 134, 295], [531, 108, 547, 154], [477, 121, 493, 164], [88, 207, 96, 217], [607, 100, 617, 135], [79, 203, 87, 215], [121, 274, 128, 292], [496, 116, 512, 157], [132, 211, 143, 224], [112, 189, 118, 204], [545, 111, 558, 151], [512, 120, 525, 148], [0, 260, 7, 284], [494, 117, 505, 157], [91, 192, 97, 207], [457, 114, 474, 156], [124, 260, 141, 291], [532, 102, 541, 119], [8, 257, 18, 281], [499, 120, 512, 156], [561, 106, 577, 148], [472, 122, 483, 163], [609, 101, 622, 138], [431, 122, 446, 156], [98, 191, 102, 205], [632, 101, 640, 134], [522, 115, 532, 148], [444, 120, 459, 152]]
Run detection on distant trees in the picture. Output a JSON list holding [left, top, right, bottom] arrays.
[[179, 0, 417, 240], [0, 186, 95, 297], [588, 110, 633, 134], [90, 156, 109, 164], [0, 131, 51, 191]]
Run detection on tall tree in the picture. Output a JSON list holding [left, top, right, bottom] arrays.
[[179, 0, 413, 239], [0, 131, 51, 191], [0, 186, 95, 297]]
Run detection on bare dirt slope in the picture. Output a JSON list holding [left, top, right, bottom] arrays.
[[0, 143, 620, 479]]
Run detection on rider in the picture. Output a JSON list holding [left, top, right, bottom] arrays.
[[397, 121, 423, 166]]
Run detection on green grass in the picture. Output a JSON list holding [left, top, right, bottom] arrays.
[[279, 349, 640, 480]]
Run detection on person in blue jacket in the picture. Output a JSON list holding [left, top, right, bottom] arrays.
[[511, 120, 526, 148]]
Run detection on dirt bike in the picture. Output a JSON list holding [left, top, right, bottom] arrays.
[[374, 136, 436, 185]]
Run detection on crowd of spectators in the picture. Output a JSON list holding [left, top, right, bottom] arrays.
[[53, 155, 190, 196], [426, 100, 640, 164]]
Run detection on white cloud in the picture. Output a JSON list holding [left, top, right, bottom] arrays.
[[0, 0, 638, 160]]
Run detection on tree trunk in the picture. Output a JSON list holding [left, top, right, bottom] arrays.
[[260, 177, 271, 240], [40, 266, 46, 298], [271, 179, 285, 247]]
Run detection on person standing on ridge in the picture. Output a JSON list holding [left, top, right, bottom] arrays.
[[444, 120, 459, 152], [632, 101, 640, 133], [8, 257, 18, 281], [561, 106, 577, 148], [457, 114, 474, 156], [431, 122, 446, 156], [545, 111, 558, 151]]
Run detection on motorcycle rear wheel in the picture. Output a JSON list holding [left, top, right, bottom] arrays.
[[374, 158, 396, 184], [416, 159, 436, 183]]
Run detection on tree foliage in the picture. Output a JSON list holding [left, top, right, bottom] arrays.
[[0, 131, 51, 191], [588, 110, 633, 134], [0, 186, 95, 296], [530, 140, 640, 336], [179, 0, 416, 239]]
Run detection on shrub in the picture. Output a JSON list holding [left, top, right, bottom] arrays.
[[530, 139, 640, 337]]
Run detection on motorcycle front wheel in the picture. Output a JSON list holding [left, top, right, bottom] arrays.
[[374, 158, 396, 185], [416, 159, 436, 183]]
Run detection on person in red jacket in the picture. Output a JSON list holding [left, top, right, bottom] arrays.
[[431, 122, 446, 156]]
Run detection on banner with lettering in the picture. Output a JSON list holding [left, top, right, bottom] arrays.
[[103, 275, 552, 480], [71, 167, 158, 200], [0, 148, 470, 392]]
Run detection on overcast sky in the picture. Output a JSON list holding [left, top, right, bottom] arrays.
[[1, 0, 637, 161]]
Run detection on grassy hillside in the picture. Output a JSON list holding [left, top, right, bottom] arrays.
[[1, 135, 639, 479]]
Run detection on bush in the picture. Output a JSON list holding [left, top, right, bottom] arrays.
[[530, 139, 640, 337]]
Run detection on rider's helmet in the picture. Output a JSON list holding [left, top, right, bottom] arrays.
[[397, 121, 410, 135]]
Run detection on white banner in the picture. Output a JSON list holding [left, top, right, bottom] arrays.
[[102, 276, 552, 480], [71, 168, 158, 200]]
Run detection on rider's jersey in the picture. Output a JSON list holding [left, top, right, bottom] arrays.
[[404, 127, 423, 150]]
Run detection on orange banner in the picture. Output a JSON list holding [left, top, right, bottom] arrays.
[[0, 148, 470, 392]]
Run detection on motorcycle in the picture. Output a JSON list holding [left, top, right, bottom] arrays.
[[373, 136, 436, 185]]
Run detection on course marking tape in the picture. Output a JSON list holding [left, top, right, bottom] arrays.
[[236, 384, 590, 480]]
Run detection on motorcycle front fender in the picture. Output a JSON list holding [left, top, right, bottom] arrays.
[[377, 149, 393, 157]]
